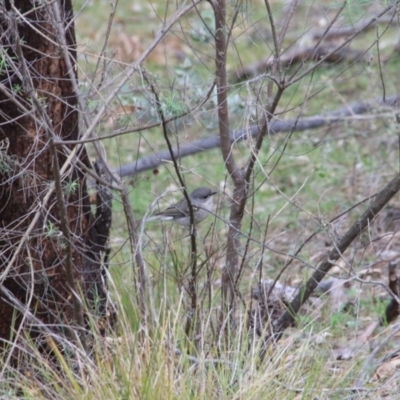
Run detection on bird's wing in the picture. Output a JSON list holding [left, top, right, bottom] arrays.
[[155, 203, 199, 219]]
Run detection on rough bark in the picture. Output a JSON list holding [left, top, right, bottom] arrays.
[[0, 0, 111, 350]]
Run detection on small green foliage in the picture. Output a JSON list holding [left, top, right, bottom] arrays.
[[44, 221, 67, 249], [116, 114, 135, 126], [87, 98, 100, 112], [0, 158, 15, 175], [0, 51, 8, 73], [44, 221, 60, 239], [360, 297, 388, 321], [161, 95, 187, 118], [56, 236, 67, 250], [330, 311, 352, 329], [189, 9, 215, 43], [62, 179, 79, 196], [343, 0, 374, 25], [12, 83, 23, 95], [0, 139, 18, 176]]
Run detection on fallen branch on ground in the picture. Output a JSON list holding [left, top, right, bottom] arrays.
[[116, 95, 399, 177], [235, 11, 397, 81], [235, 44, 366, 82]]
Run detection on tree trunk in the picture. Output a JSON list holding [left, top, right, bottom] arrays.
[[0, 0, 112, 351]]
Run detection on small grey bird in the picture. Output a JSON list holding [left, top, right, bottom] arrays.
[[148, 187, 217, 226]]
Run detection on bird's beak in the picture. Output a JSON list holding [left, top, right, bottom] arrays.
[[212, 191, 217, 196]]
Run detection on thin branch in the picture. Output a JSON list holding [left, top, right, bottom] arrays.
[[145, 74, 199, 340], [376, 26, 386, 103], [288, 1, 347, 83], [79, 0, 203, 144], [55, 81, 216, 146], [121, 185, 156, 327], [264, 0, 280, 61], [92, 0, 118, 93], [277, 0, 298, 47]]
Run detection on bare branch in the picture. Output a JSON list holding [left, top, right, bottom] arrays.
[[211, 0, 238, 182], [145, 74, 199, 340]]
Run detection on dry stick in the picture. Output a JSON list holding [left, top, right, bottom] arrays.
[[376, 26, 386, 103], [277, 0, 298, 48], [264, 0, 280, 65], [311, 14, 397, 41], [145, 77, 199, 341], [238, 2, 359, 81], [120, 187, 153, 327], [260, 172, 400, 359], [92, 0, 118, 93], [236, 44, 363, 82]]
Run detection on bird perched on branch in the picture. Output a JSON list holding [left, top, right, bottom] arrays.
[[148, 187, 217, 226]]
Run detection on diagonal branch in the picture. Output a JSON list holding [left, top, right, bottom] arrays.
[[260, 172, 400, 359]]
